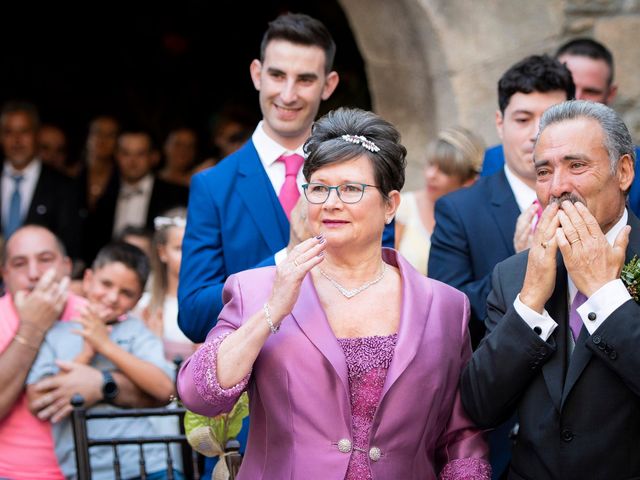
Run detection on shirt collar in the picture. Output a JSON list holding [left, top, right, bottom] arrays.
[[503, 164, 537, 212], [252, 121, 305, 167], [120, 173, 153, 195], [3, 158, 41, 181]]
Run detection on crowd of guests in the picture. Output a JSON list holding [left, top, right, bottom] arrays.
[[0, 9, 638, 480]]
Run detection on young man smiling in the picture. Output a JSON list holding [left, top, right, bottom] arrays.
[[178, 13, 344, 343]]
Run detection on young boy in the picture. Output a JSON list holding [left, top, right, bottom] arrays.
[[26, 242, 178, 480]]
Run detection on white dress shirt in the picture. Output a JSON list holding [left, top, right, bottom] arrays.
[[503, 164, 537, 213], [515, 208, 632, 340], [252, 121, 306, 264], [112, 174, 154, 238], [2, 159, 41, 231]]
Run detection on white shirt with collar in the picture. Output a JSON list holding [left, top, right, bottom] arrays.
[[515, 208, 632, 340], [252, 121, 306, 265], [2, 159, 42, 230], [503, 164, 537, 213], [112, 174, 154, 238], [252, 120, 306, 193]]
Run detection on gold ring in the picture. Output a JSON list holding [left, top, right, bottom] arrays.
[[293, 258, 300, 267], [541, 241, 548, 249], [570, 238, 580, 245]]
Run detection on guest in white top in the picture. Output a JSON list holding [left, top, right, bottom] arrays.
[[395, 126, 484, 274], [137, 208, 196, 362]]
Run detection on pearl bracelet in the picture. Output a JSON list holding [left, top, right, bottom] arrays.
[[263, 302, 279, 334]]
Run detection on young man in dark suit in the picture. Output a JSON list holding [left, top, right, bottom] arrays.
[[462, 100, 640, 480], [86, 130, 188, 263]]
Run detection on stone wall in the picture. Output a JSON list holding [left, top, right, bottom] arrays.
[[338, 0, 640, 189]]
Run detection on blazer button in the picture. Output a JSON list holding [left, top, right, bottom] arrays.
[[561, 429, 574, 442], [369, 447, 382, 462], [337, 439, 352, 453], [610, 351, 618, 360], [592, 335, 601, 345]]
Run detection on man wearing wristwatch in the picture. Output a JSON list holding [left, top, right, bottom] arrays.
[[0, 226, 164, 479]]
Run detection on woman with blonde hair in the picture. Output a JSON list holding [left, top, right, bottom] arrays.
[[395, 126, 484, 274], [138, 207, 196, 361]]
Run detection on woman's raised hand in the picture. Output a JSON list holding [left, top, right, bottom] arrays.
[[267, 235, 326, 325]]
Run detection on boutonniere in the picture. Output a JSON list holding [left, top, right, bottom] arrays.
[[621, 255, 640, 303]]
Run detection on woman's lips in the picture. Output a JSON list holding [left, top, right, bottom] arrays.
[[322, 219, 349, 227]]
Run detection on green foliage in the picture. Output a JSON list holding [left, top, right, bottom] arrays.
[[621, 255, 640, 302], [184, 392, 249, 457]]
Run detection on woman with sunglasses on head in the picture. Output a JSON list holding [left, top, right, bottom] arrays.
[[178, 108, 490, 479]]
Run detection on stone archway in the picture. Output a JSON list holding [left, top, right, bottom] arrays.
[[337, 0, 640, 189]]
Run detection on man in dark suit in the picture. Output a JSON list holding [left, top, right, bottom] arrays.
[[429, 55, 575, 346], [0, 101, 82, 261], [481, 38, 640, 217], [86, 130, 188, 263], [461, 100, 640, 479]]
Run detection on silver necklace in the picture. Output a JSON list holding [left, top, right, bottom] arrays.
[[318, 263, 387, 299]]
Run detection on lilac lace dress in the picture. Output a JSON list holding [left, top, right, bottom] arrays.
[[337, 334, 398, 480]]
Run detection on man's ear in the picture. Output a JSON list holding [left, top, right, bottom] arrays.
[[495, 109, 504, 141], [82, 269, 93, 293], [321, 71, 340, 101], [617, 153, 634, 193], [249, 59, 262, 91], [605, 83, 618, 105]]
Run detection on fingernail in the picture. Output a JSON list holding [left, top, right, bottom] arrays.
[[317, 251, 325, 257], [316, 234, 324, 240]]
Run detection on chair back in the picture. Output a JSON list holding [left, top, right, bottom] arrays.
[[70, 394, 199, 480]]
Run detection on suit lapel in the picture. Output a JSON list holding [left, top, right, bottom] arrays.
[[561, 211, 640, 408], [488, 171, 520, 256], [380, 250, 431, 399], [542, 256, 568, 412], [25, 165, 44, 220], [290, 273, 350, 398], [235, 141, 289, 252]]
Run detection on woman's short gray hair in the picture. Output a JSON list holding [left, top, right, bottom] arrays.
[[303, 108, 407, 198], [537, 100, 636, 173]]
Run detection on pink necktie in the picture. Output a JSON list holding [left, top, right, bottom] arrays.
[[569, 291, 587, 341], [278, 153, 304, 219]]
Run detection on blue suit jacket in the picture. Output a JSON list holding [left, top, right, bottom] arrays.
[[428, 170, 519, 346], [481, 144, 640, 217], [178, 140, 395, 342]]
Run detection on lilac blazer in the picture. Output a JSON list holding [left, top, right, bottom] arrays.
[[178, 249, 489, 479]]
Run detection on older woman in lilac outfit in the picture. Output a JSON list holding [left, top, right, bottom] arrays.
[[178, 108, 490, 479]]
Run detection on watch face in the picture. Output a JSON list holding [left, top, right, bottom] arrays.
[[102, 371, 119, 400]]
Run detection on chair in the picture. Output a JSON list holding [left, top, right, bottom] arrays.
[[70, 394, 200, 480]]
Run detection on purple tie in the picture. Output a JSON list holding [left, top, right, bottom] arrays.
[[278, 154, 304, 219], [569, 291, 587, 340]]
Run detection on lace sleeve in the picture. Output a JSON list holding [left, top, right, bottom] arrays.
[[191, 333, 251, 411], [439, 458, 492, 480]]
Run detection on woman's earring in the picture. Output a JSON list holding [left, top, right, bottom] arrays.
[[385, 217, 393, 225]]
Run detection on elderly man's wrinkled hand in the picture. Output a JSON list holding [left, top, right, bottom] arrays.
[[556, 201, 629, 296], [520, 203, 560, 313]]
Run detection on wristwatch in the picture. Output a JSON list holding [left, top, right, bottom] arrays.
[[101, 370, 119, 403]]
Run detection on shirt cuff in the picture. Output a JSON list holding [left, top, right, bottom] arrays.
[[274, 247, 288, 265], [577, 279, 631, 335], [514, 294, 558, 341]]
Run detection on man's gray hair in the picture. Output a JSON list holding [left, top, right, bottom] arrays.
[[537, 100, 636, 173]]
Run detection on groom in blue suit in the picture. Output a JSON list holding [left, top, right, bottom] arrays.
[[179, 13, 394, 344], [429, 55, 575, 479]]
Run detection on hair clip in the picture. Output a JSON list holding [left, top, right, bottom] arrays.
[[341, 134, 380, 153], [154, 216, 187, 230]]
